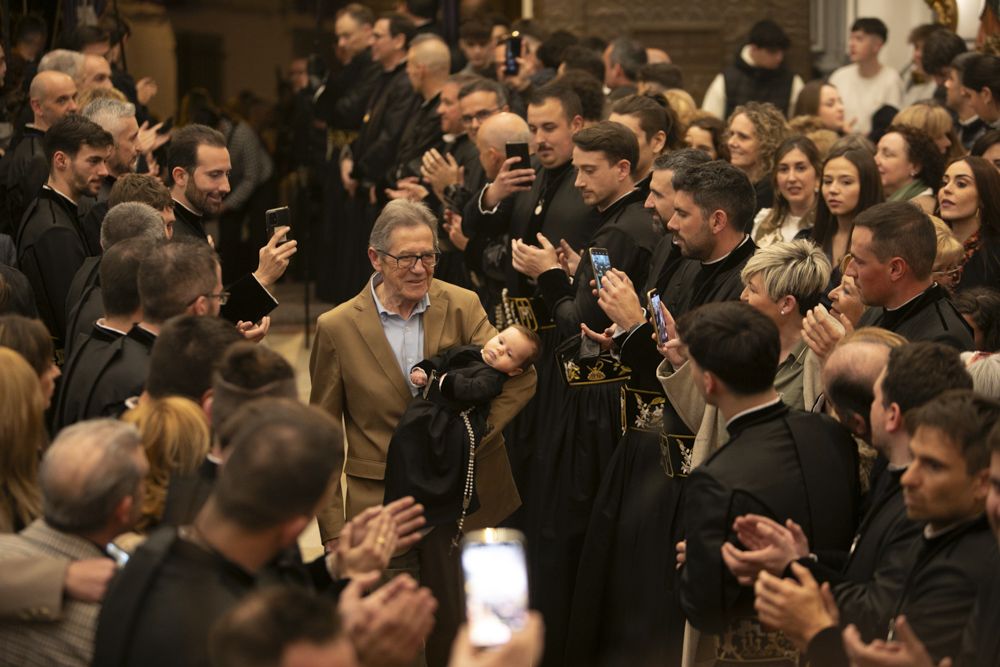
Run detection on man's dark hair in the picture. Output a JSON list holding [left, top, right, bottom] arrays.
[[960, 53, 1000, 101], [637, 63, 684, 91], [558, 69, 605, 123], [101, 238, 158, 318], [109, 173, 173, 210], [537, 30, 578, 70], [209, 587, 345, 667], [607, 37, 647, 82], [528, 81, 583, 122], [166, 124, 227, 187], [212, 342, 297, 438], [0, 266, 38, 318], [404, 0, 438, 21], [14, 14, 48, 44], [459, 18, 491, 44], [672, 160, 756, 233], [337, 2, 375, 26], [612, 93, 682, 151], [881, 342, 973, 416], [921, 29, 966, 78], [213, 398, 343, 531], [852, 17, 888, 42], [380, 12, 416, 47], [65, 24, 110, 51], [137, 240, 219, 324], [560, 44, 606, 83], [573, 121, 640, 176], [458, 77, 508, 107], [652, 147, 712, 176], [43, 114, 114, 166], [954, 288, 1000, 353], [908, 23, 943, 46], [748, 20, 791, 51], [853, 201, 937, 280], [676, 302, 780, 395], [146, 315, 242, 401], [971, 128, 1000, 158], [906, 389, 1000, 474]]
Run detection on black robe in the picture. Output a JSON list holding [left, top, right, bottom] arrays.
[[566, 234, 755, 667], [383, 345, 508, 527], [856, 283, 975, 350], [528, 189, 662, 667], [77, 174, 116, 254], [680, 402, 859, 663], [0, 125, 46, 236], [314, 49, 381, 131], [16, 187, 100, 346], [350, 60, 419, 191], [434, 133, 483, 292], [52, 324, 156, 431], [63, 256, 103, 358], [957, 570, 1000, 667], [170, 200, 279, 325], [387, 92, 443, 187]]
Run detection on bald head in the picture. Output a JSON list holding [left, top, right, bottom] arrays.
[[40, 419, 147, 537], [476, 112, 532, 180], [822, 341, 892, 441], [29, 71, 79, 130], [409, 35, 451, 75]]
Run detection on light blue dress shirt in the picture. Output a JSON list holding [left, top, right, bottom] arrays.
[[371, 274, 430, 395]]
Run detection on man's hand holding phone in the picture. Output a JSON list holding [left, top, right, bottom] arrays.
[[255, 225, 297, 288], [482, 157, 535, 210]]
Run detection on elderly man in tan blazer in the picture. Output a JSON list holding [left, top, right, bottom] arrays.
[[310, 199, 535, 666]]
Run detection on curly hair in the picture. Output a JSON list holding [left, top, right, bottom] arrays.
[[755, 136, 821, 244], [729, 101, 789, 182], [882, 123, 946, 195]]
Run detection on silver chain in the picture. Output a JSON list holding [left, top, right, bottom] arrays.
[[451, 408, 477, 551]]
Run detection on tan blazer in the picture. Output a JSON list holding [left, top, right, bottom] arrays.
[[309, 278, 536, 541]]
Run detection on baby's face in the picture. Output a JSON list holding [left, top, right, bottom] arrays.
[[481, 327, 534, 376]]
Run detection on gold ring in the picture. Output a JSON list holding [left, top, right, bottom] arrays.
[[376, 537, 386, 546]]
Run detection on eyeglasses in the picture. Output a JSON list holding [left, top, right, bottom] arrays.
[[378, 250, 440, 270], [461, 108, 500, 126], [186, 291, 231, 307]]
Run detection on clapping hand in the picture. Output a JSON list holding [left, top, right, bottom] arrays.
[[511, 234, 560, 279]]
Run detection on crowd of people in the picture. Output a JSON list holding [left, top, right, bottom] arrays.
[[1, 3, 1000, 667]]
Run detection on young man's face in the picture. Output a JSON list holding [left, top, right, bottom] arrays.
[[751, 45, 784, 70], [667, 190, 714, 260], [572, 147, 628, 210], [371, 19, 401, 66], [184, 145, 232, 216], [848, 30, 882, 63], [66, 144, 110, 198], [901, 425, 988, 530], [609, 111, 658, 178], [459, 90, 501, 142], [460, 38, 493, 70], [644, 168, 676, 231], [437, 82, 465, 135], [527, 98, 579, 169], [481, 326, 534, 376]]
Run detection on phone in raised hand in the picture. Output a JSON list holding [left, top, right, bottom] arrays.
[[648, 290, 669, 345], [265, 206, 291, 244], [461, 528, 529, 648], [589, 247, 611, 290]]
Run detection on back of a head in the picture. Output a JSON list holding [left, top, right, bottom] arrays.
[[101, 201, 167, 249], [146, 315, 242, 401], [676, 301, 780, 395], [0, 347, 46, 526], [558, 69, 605, 123], [954, 287, 1000, 352], [40, 419, 144, 535], [823, 338, 893, 427], [167, 124, 227, 187], [404, 0, 438, 21], [853, 201, 937, 281], [921, 29, 966, 78], [608, 37, 648, 82], [82, 96, 136, 136], [906, 389, 1000, 474], [965, 354, 1000, 399], [209, 587, 344, 667], [637, 63, 684, 91], [478, 112, 532, 152], [611, 93, 680, 150], [212, 399, 343, 531], [537, 30, 579, 70], [44, 114, 114, 166], [381, 12, 417, 49], [961, 53, 1000, 98], [653, 148, 712, 179], [38, 49, 85, 80], [528, 81, 583, 121], [748, 20, 791, 51], [137, 240, 219, 324], [109, 173, 174, 210], [560, 44, 606, 83], [458, 77, 509, 107], [741, 239, 831, 315], [852, 17, 888, 42], [881, 341, 972, 415], [211, 342, 297, 437], [572, 120, 640, 176], [409, 34, 451, 75], [0, 266, 39, 318], [0, 314, 52, 377], [101, 238, 158, 319], [672, 160, 756, 233]]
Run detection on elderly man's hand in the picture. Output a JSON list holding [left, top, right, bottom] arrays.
[[65, 558, 118, 602], [754, 564, 838, 651], [511, 234, 560, 279]]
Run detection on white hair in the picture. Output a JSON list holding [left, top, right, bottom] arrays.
[[38, 49, 86, 82], [83, 97, 137, 137]]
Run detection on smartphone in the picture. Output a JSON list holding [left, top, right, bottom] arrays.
[[107, 542, 130, 568], [461, 528, 529, 648], [265, 206, 291, 243], [504, 33, 521, 76], [505, 141, 530, 169], [590, 247, 611, 290], [648, 290, 669, 345]]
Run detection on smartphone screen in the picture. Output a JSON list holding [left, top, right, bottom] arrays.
[[504, 34, 521, 76], [265, 206, 291, 243], [505, 141, 530, 169], [462, 529, 529, 648], [649, 291, 669, 345], [590, 248, 611, 290]]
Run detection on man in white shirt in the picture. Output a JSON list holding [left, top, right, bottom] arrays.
[[829, 17, 904, 136]]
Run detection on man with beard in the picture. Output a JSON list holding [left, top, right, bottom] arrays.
[[0, 70, 78, 236], [166, 124, 295, 330], [510, 120, 661, 666], [17, 115, 110, 347], [79, 97, 139, 249]]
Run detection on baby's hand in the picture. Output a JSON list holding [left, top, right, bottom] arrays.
[[410, 368, 428, 387]]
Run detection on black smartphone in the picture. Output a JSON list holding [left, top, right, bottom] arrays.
[[648, 290, 669, 345], [504, 33, 521, 76], [590, 247, 611, 290], [505, 141, 530, 169], [265, 206, 291, 243], [156, 117, 174, 134]]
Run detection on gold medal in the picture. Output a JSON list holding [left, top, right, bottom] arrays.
[[534, 202, 543, 215]]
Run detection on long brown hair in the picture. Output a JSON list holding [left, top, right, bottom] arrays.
[[811, 147, 885, 255], [945, 155, 1000, 243], [755, 136, 821, 242], [0, 347, 45, 531]]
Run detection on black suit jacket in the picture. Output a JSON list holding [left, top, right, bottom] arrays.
[[389, 92, 443, 186], [856, 283, 974, 350], [350, 61, 419, 189], [0, 125, 46, 236], [315, 49, 381, 131], [64, 256, 103, 358], [679, 402, 859, 633]]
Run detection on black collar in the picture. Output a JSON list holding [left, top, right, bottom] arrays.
[[726, 399, 789, 438]]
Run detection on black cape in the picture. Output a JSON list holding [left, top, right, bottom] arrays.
[[0, 125, 46, 236], [856, 283, 974, 350], [64, 255, 103, 358]]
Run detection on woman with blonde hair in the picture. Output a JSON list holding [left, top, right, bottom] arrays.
[[121, 396, 211, 533], [0, 347, 46, 532], [727, 101, 788, 217], [894, 102, 964, 160]]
